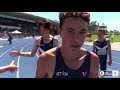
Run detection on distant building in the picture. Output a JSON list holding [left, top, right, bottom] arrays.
[[0, 12, 59, 35]]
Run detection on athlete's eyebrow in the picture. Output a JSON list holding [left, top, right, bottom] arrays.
[[66, 27, 75, 30]]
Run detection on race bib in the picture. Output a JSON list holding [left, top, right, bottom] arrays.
[[97, 49, 107, 55]]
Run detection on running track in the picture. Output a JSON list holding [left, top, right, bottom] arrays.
[[0, 36, 120, 78]]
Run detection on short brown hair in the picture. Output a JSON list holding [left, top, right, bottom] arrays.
[[97, 28, 107, 34], [39, 19, 51, 30], [59, 12, 90, 28]]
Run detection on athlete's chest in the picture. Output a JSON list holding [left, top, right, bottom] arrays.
[[96, 41, 107, 47], [63, 58, 85, 70]]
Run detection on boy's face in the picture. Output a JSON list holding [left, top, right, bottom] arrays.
[[59, 17, 88, 49], [40, 25, 49, 36], [98, 30, 105, 38]]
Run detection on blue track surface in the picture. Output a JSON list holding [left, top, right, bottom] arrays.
[[0, 37, 120, 78]]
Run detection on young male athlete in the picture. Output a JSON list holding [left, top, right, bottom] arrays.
[[36, 12, 99, 78], [9, 19, 59, 57], [93, 28, 112, 77]]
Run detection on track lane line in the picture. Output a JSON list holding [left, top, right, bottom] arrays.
[[16, 42, 31, 78]]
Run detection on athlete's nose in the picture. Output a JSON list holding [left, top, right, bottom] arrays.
[[73, 33, 81, 42]]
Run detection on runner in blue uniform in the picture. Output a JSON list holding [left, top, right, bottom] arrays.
[[36, 12, 99, 78], [8, 33, 13, 44], [93, 28, 112, 77], [9, 19, 59, 57], [39, 36, 54, 54]]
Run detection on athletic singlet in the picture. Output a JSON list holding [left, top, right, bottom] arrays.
[[52, 47, 91, 78], [39, 37, 54, 54], [95, 39, 108, 56], [95, 39, 108, 70]]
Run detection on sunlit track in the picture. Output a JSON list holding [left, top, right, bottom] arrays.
[[112, 56, 120, 59], [0, 44, 19, 58], [16, 42, 31, 78], [0, 38, 35, 78], [0, 39, 33, 58], [107, 68, 119, 72], [0, 36, 120, 78], [82, 43, 120, 78], [112, 61, 120, 65]]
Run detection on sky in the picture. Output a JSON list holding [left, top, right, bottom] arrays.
[[23, 12, 120, 31]]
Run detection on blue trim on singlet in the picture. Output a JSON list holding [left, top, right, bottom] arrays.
[[52, 47, 91, 78], [39, 37, 54, 54]]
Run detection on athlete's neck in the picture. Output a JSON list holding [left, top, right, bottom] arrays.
[[98, 37, 105, 42], [43, 34, 52, 40], [60, 46, 82, 61]]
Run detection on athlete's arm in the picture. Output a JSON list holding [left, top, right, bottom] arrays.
[[9, 38, 40, 57], [0, 61, 18, 73], [92, 40, 96, 53], [89, 52, 99, 78], [35, 53, 49, 78], [107, 40, 112, 65]]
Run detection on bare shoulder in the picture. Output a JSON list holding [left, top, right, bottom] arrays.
[[105, 39, 111, 46], [90, 52, 99, 59], [37, 52, 54, 72], [90, 52, 99, 63], [106, 39, 110, 43], [93, 39, 97, 43], [35, 36, 41, 40], [89, 52, 99, 78], [94, 39, 97, 41], [37, 47, 57, 73], [35, 37, 42, 41], [46, 47, 58, 56], [34, 37, 42, 45], [106, 38, 110, 41], [36, 47, 57, 78], [38, 47, 57, 63]]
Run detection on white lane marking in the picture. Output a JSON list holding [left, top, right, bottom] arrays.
[[10, 60, 15, 65], [107, 68, 114, 71], [112, 61, 120, 65], [0, 46, 4, 48], [0, 44, 19, 58], [112, 56, 120, 59], [107, 56, 120, 65], [36, 53, 39, 58], [16, 43, 31, 78]]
